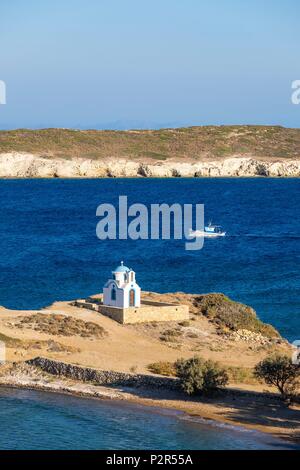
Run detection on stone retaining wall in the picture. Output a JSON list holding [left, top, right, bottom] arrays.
[[74, 299, 189, 324], [122, 303, 189, 324], [27, 357, 180, 390]]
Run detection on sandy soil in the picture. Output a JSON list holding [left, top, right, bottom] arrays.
[[0, 294, 291, 373], [0, 293, 299, 442]]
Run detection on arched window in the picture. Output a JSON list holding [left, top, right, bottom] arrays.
[[111, 286, 116, 301], [131, 272, 134, 282], [129, 289, 135, 307]]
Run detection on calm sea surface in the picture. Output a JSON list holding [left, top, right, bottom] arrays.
[[0, 178, 299, 340], [0, 387, 297, 450]]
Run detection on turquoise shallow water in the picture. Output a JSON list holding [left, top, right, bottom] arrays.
[[0, 178, 299, 340], [0, 387, 298, 450]]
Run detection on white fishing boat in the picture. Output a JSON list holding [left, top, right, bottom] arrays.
[[189, 222, 226, 238]]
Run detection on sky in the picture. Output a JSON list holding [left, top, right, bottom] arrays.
[[0, 0, 300, 129]]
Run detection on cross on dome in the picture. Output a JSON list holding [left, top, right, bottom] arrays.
[[103, 262, 141, 308], [113, 261, 130, 273]]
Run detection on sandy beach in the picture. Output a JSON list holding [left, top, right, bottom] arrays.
[[0, 361, 299, 444]]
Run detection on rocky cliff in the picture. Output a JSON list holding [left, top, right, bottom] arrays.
[[1, 152, 299, 177]]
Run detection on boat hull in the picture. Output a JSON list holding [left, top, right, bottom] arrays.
[[189, 230, 226, 238]]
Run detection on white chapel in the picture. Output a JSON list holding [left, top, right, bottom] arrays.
[[103, 261, 141, 308]]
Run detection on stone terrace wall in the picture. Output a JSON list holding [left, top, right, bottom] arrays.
[[123, 304, 189, 324], [27, 357, 180, 391], [97, 304, 124, 323], [74, 299, 189, 324]]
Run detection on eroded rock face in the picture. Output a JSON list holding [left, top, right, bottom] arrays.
[[0, 153, 299, 178]]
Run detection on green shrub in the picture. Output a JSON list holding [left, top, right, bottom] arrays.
[[254, 354, 300, 402], [195, 294, 279, 338], [175, 356, 229, 396]]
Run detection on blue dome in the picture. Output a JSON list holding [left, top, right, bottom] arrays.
[[113, 261, 130, 273]]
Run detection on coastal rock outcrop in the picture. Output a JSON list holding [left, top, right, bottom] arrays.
[[0, 152, 300, 178], [230, 329, 275, 345]]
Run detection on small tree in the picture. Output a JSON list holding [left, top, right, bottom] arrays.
[[254, 354, 300, 402], [175, 356, 228, 396]]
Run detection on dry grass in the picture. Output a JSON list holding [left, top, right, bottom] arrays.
[[147, 361, 176, 376], [0, 331, 77, 353], [0, 332, 24, 348], [15, 314, 107, 339], [225, 365, 258, 385], [160, 328, 183, 343], [0, 126, 299, 161]]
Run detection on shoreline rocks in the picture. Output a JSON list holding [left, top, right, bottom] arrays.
[[0, 153, 299, 178], [230, 329, 276, 345]]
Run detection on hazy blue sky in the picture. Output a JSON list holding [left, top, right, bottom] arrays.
[[1, 0, 299, 129]]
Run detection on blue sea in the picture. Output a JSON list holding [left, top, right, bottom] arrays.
[[0, 178, 299, 340], [0, 387, 297, 450], [0, 178, 299, 450]]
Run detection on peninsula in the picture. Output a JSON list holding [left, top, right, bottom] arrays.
[[0, 126, 299, 178], [0, 290, 299, 442]]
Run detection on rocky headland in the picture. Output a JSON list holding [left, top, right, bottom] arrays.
[[1, 153, 300, 178], [0, 126, 299, 177]]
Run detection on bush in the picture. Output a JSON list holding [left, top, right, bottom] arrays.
[[196, 294, 279, 338], [175, 356, 229, 396], [254, 354, 300, 402], [147, 361, 176, 376]]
